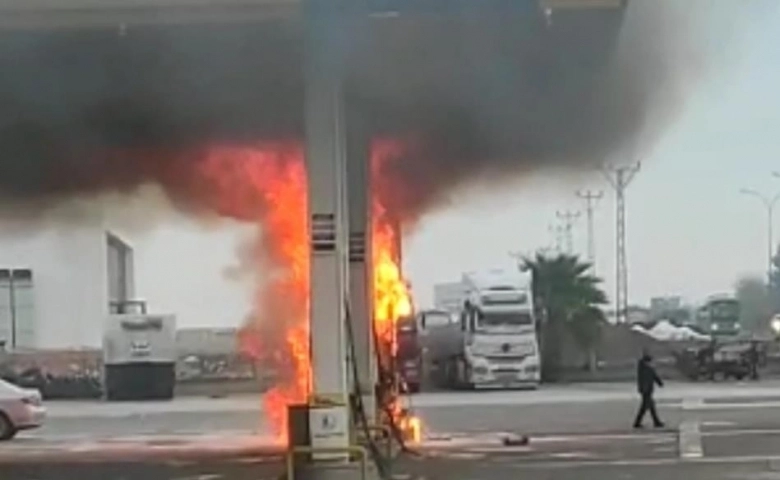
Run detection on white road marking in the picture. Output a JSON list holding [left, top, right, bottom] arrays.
[[548, 451, 593, 459], [530, 432, 675, 443], [727, 474, 780, 480], [702, 428, 780, 437], [502, 454, 780, 470], [171, 475, 222, 480], [679, 420, 703, 459], [682, 397, 704, 411], [701, 421, 737, 428], [683, 401, 780, 410]]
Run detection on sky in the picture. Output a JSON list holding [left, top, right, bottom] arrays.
[[123, 1, 780, 328]]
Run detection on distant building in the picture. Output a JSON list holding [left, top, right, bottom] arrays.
[[650, 296, 682, 318], [176, 327, 238, 357], [606, 305, 651, 325], [0, 224, 134, 350], [649, 296, 697, 326]]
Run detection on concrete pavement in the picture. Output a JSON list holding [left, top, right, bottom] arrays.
[[8, 381, 780, 478], [19, 380, 780, 441]]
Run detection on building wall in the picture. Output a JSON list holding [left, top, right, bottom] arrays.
[[176, 328, 238, 356], [0, 225, 111, 349]]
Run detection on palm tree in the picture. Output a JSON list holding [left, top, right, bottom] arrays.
[[523, 253, 608, 382], [569, 305, 607, 372]]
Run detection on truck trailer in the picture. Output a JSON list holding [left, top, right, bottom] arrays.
[[424, 268, 541, 389], [103, 301, 177, 401]]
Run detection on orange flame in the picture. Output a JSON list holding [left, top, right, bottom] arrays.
[[192, 143, 311, 443], [371, 139, 414, 356], [190, 139, 416, 444], [370, 141, 423, 442]]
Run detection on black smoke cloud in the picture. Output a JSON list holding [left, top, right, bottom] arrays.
[[0, 1, 729, 219]]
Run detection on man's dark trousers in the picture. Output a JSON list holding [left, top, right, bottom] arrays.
[[634, 392, 662, 427]]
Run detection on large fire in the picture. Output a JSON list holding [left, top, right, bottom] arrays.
[[371, 162, 419, 444], [371, 143, 414, 358], [194, 141, 413, 442]]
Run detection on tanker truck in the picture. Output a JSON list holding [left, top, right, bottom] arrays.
[[422, 268, 541, 389], [396, 311, 423, 394]]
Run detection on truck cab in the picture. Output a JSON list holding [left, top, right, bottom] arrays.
[[459, 269, 540, 388], [427, 269, 541, 390]]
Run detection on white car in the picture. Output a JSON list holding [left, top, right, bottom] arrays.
[[0, 378, 46, 440]]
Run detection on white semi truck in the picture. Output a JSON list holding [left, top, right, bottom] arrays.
[[103, 301, 177, 401], [423, 268, 541, 389]]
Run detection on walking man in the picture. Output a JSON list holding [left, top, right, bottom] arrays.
[[633, 352, 665, 429]]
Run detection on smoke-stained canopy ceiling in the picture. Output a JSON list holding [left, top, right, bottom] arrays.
[[0, 2, 680, 217]]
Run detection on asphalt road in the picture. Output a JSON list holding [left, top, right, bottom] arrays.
[[25, 381, 780, 438], [8, 381, 780, 479]]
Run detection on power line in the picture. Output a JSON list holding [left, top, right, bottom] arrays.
[[604, 163, 640, 324], [556, 210, 580, 255], [576, 190, 603, 271]]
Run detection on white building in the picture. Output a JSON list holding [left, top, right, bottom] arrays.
[[0, 225, 133, 350]]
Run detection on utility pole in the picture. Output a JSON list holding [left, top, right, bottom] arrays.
[[556, 210, 580, 255], [740, 188, 780, 287], [548, 223, 566, 253], [604, 163, 640, 324], [576, 190, 603, 271]]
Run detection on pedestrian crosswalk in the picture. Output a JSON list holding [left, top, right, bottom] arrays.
[[679, 421, 703, 459]]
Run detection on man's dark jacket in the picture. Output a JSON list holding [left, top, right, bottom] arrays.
[[637, 355, 663, 395]]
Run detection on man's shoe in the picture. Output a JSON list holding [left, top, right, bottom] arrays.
[[633, 424, 644, 429], [654, 423, 665, 429]]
